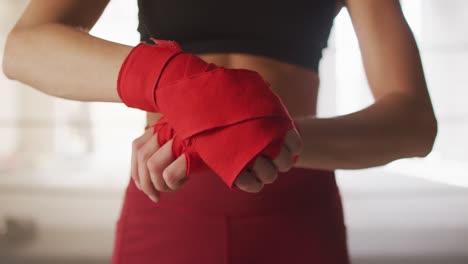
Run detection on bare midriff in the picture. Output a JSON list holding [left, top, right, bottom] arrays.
[[146, 53, 320, 126]]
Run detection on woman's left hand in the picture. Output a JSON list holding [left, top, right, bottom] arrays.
[[233, 128, 302, 193]]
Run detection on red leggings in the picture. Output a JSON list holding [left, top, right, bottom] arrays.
[[112, 167, 350, 263]]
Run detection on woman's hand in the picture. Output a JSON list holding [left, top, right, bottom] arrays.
[[233, 128, 302, 193], [131, 125, 302, 202], [131, 127, 179, 202]]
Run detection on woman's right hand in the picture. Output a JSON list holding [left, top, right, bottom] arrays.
[[130, 120, 185, 203]]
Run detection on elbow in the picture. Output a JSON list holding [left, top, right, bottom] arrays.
[[2, 37, 14, 79], [2, 30, 21, 80], [414, 110, 438, 158]]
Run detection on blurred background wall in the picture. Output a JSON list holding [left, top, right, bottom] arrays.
[[0, 0, 467, 263]]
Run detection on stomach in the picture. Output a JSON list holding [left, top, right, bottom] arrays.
[[146, 53, 320, 125]]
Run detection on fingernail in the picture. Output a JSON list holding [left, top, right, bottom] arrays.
[[292, 155, 298, 164], [149, 195, 159, 203]]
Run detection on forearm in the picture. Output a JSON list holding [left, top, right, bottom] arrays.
[[294, 92, 438, 170], [3, 23, 131, 102]]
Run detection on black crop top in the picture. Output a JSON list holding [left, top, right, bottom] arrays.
[[137, 0, 337, 71]]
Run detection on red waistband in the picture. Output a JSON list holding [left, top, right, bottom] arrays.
[[124, 167, 339, 217]]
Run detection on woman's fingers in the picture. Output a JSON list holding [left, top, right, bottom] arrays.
[[234, 128, 302, 193], [162, 154, 189, 191], [137, 133, 161, 202], [269, 128, 303, 172], [252, 155, 278, 184], [147, 139, 176, 193], [131, 128, 155, 190], [272, 145, 294, 172], [284, 128, 302, 155], [234, 170, 264, 193]]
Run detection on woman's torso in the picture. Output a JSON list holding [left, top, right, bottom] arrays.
[[138, 0, 345, 215], [114, 2, 351, 263]]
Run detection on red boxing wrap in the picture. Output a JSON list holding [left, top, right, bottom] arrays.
[[118, 39, 295, 188], [151, 116, 208, 177], [117, 41, 183, 112]]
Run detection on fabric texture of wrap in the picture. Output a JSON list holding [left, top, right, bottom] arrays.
[[118, 39, 295, 188]]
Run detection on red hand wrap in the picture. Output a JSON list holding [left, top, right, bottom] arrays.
[[152, 116, 208, 177], [117, 40, 183, 112], [118, 39, 295, 187]]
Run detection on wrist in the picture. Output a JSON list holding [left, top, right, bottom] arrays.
[[117, 41, 183, 112]]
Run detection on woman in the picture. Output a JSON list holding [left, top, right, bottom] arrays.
[[3, 0, 437, 263]]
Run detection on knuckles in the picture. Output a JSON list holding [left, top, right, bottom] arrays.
[[132, 138, 143, 152], [139, 179, 153, 194], [137, 148, 149, 162], [146, 157, 164, 177], [162, 170, 177, 189]]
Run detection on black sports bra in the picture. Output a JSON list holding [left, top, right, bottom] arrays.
[[137, 0, 337, 71]]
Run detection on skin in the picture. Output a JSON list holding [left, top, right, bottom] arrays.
[[3, 0, 437, 203]]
